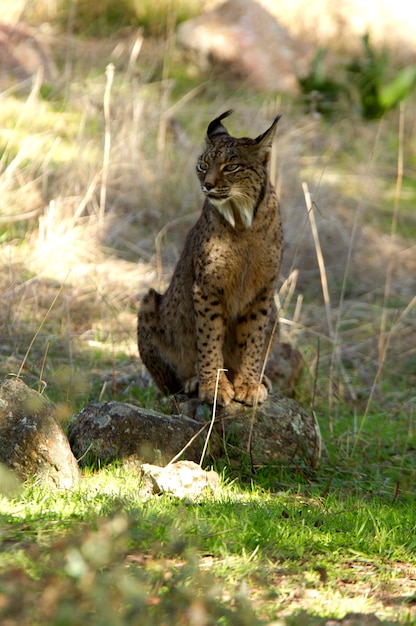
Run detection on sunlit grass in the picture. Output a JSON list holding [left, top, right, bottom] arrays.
[[1, 469, 416, 623]]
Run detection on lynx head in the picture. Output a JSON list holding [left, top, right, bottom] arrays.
[[196, 110, 281, 228]]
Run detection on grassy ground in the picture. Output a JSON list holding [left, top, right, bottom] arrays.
[[1, 2, 416, 624], [1, 463, 416, 624]]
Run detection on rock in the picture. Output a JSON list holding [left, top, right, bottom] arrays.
[[0, 23, 57, 89], [68, 395, 322, 469], [140, 460, 219, 499], [265, 341, 305, 397], [0, 378, 81, 489], [177, 0, 311, 93], [343, 615, 383, 626], [180, 395, 322, 468], [67, 402, 205, 467]]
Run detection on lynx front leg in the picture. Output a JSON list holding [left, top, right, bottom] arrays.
[[233, 293, 274, 405], [193, 284, 235, 406]]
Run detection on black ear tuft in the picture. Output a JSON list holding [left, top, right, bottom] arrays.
[[206, 109, 234, 142], [255, 115, 282, 147]]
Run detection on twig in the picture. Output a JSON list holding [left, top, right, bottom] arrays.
[[0, 209, 40, 224], [199, 369, 226, 467], [126, 32, 144, 78], [38, 341, 50, 393], [73, 171, 101, 223], [166, 422, 209, 467], [311, 337, 320, 421], [76, 442, 94, 464], [310, 337, 324, 462], [303, 181, 358, 411], [302, 182, 333, 339], [17, 274, 70, 378], [379, 103, 404, 373], [157, 7, 176, 163], [99, 381, 107, 402], [64, 296, 74, 371], [165, 82, 209, 118], [247, 310, 279, 464], [99, 63, 115, 227], [154, 211, 199, 290]]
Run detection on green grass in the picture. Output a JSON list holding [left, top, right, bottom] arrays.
[[1, 460, 416, 625], [1, 396, 416, 625]]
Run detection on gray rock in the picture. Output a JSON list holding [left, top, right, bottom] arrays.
[[0, 378, 81, 489], [0, 23, 58, 87], [67, 402, 205, 467], [177, 0, 311, 93], [68, 395, 322, 469], [140, 460, 219, 499], [181, 395, 323, 468], [265, 341, 305, 397]]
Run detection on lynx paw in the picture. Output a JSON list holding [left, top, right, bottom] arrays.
[[233, 382, 268, 406], [184, 376, 199, 394], [199, 377, 235, 407]]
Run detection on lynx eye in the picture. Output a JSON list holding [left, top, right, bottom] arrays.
[[197, 162, 208, 172], [222, 163, 240, 173]]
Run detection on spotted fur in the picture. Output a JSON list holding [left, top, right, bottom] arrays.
[[138, 110, 282, 406]]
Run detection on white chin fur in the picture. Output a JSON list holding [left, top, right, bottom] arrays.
[[209, 197, 253, 229]]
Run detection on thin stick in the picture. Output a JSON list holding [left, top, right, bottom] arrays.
[[99, 63, 114, 226], [64, 296, 73, 371], [329, 196, 362, 407], [17, 275, 70, 378], [157, 9, 176, 164], [154, 211, 199, 290], [166, 422, 209, 467], [76, 442, 94, 464], [73, 171, 100, 223], [38, 341, 50, 393], [199, 369, 226, 467], [247, 311, 279, 460], [379, 103, 404, 371], [312, 338, 320, 424], [303, 181, 359, 420], [309, 336, 324, 465], [0, 209, 40, 224], [302, 181, 334, 339], [126, 32, 144, 78]]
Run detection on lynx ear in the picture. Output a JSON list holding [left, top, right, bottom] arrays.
[[255, 115, 281, 160], [206, 109, 234, 143]]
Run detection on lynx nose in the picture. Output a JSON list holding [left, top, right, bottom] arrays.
[[202, 182, 215, 193]]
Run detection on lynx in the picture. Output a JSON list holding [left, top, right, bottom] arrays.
[[138, 110, 282, 407]]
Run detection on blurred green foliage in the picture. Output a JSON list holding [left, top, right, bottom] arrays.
[[300, 34, 416, 119], [298, 48, 348, 118], [348, 34, 416, 119]]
